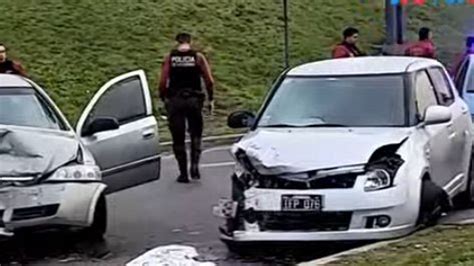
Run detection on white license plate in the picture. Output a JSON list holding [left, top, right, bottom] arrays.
[[281, 195, 323, 211]]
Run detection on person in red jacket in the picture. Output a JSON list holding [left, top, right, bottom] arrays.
[[332, 27, 365, 58], [404, 27, 436, 59], [0, 43, 27, 77]]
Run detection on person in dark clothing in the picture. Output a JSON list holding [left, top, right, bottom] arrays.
[[0, 44, 27, 76], [404, 27, 436, 59], [332, 27, 364, 58], [450, 36, 474, 76], [158, 33, 215, 183]]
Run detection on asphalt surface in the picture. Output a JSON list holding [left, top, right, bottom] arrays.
[[0, 146, 367, 265]]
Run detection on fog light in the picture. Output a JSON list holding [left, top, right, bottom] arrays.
[[243, 208, 257, 223], [366, 215, 391, 228], [376, 215, 391, 227]]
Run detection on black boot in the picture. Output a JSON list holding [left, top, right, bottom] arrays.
[[190, 163, 200, 180], [190, 137, 202, 180], [174, 147, 189, 183]]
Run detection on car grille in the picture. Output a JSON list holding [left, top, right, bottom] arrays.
[[12, 204, 59, 221], [257, 173, 358, 189], [257, 211, 352, 232]]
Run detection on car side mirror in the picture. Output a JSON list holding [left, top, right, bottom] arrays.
[[227, 111, 256, 129], [82, 117, 119, 136], [424, 106, 452, 126]]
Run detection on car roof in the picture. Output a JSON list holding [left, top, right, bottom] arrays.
[[0, 74, 32, 88], [287, 56, 444, 76]]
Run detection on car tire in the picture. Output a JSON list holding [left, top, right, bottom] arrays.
[[453, 155, 474, 209], [416, 179, 446, 227], [84, 193, 107, 240]]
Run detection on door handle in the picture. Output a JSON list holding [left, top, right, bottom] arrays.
[[142, 129, 155, 139]]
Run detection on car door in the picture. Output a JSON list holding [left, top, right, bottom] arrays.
[[415, 70, 454, 188], [428, 67, 471, 189], [76, 70, 161, 193]]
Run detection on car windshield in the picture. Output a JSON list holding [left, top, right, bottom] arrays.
[[0, 88, 64, 130], [258, 75, 406, 127]]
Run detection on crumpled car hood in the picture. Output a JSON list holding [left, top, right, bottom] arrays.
[[0, 127, 79, 178], [232, 128, 412, 175]]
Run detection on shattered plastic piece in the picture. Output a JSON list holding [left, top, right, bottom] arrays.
[[0, 128, 79, 178], [126, 245, 216, 266]]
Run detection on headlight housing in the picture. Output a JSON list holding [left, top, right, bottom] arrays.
[[363, 155, 404, 192], [233, 149, 260, 188], [48, 165, 102, 181], [363, 169, 391, 191]]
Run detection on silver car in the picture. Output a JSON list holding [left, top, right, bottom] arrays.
[[0, 70, 161, 238]]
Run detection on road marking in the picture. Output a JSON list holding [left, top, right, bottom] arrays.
[[126, 244, 215, 265], [162, 146, 232, 160], [201, 161, 235, 168]]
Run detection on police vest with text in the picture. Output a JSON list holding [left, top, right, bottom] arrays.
[[168, 49, 203, 98]]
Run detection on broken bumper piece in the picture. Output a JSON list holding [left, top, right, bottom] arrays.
[[0, 182, 106, 236], [216, 184, 417, 242]]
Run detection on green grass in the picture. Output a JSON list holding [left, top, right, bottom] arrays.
[[329, 225, 474, 266], [0, 1, 471, 141]]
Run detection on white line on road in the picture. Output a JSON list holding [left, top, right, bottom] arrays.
[[201, 162, 235, 168], [162, 146, 232, 160]]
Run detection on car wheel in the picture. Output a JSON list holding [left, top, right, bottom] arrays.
[[453, 156, 474, 209], [84, 193, 107, 240], [417, 179, 446, 227]]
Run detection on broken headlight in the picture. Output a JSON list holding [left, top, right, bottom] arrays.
[[363, 156, 404, 192], [233, 149, 260, 189], [48, 165, 101, 181], [363, 169, 391, 191]]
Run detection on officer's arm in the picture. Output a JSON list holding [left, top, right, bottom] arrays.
[[158, 55, 171, 101], [197, 53, 215, 101]]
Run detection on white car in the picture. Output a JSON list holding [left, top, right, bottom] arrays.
[[0, 70, 161, 238], [214, 56, 474, 247]]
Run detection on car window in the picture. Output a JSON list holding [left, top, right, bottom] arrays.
[[0, 88, 65, 130], [456, 59, 469, 95], [86, 76, 146, 126], [414, 70, 438, 120], [257, 74, 406, 127], [428, 67, 454, 106]]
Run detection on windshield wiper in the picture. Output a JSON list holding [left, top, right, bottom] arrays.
[[262, 123, 348, 128]]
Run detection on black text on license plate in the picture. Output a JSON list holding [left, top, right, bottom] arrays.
[[281, 195, 323, 211]]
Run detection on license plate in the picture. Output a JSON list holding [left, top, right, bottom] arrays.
[[281, 195, 323, 211]]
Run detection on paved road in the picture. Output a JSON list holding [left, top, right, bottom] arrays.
[[0, 146, 359, 265]]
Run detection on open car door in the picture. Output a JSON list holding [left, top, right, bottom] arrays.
[[76, 70, 161, 193]]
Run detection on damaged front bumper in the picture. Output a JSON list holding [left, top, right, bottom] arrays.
[[213, 181, 416, 242], [0, 182, 106, 237]]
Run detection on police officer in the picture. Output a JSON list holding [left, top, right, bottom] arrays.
[[0, 43, 27, 76], [404, 27, 436, 59], [331, 27, 365, 58], [158, 33, 215, 183]]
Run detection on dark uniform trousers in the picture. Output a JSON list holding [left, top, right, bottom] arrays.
[[165, 90, 204, 175]]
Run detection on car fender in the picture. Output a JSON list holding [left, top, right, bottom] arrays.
[[85, 183, 107, 226]]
